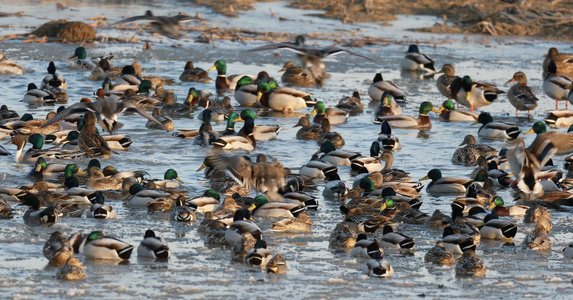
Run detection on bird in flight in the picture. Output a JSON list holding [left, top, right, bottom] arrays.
[[112, 10, 200, 40]]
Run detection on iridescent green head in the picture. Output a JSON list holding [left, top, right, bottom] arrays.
[[28, 134, 44, 150], [381, 91, 393, 107], [236, 76, 253, 88], [240, 109, 256, 121], [424, 169, 442, 181], [257, 82, 272, 94], [226, 112, 244, 128], [21, 113, 34, 121], [317, 141, 336, 155], [203, 189, 220, 200], [461, 75, 473, 91], [103, 166, 119, 177], [210, 60, 227, 74], [87, 231, 105, 241], [201, 109, 212, 124], [370, 141, 381, 157], [185, 87, 199, 106], [489, 196, 505, 209], [313, 102, 326, 115], [474, 169, 488, 181], [164, 169, 183, 183], [66, 130, 80, 141], [442, 99, 455, 111], [381, 197, 395, 210], [129, 183, 145, 195], [64, 164, 82, 178], [419, 101, 436, 115], [138, 80, 153, 93], [252, 195, 269, 209], [72, 47, 87, 59], [527, 121, 546, 135], [121, 65, 136, 75], [359, 178, 375, 193], [34, 157, 47, 173], [476, 112, 493, 125]]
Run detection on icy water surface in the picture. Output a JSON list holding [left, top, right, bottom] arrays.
[[1, 1, 573, 299]]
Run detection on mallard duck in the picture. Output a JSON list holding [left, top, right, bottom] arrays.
[[350, 233, 383, 259], [56, 257, 86, 281], [272, 212, 313, 232], [127, 183, 174, 208], [179, 60, 210, 82], [299, 154, 340, 180], [225, 209, 262, 245], [523, 217, 552, 251], [451, 134, 497, 165], [121, 79, 162, 109], [132, 62, 176, 87], [239, 109, 281, 141], [0, 51, 24, 75], [424, 209, 453, 228], [350, 142, 383, 173], [249, 35, 374, 87], [112, 10, 199, 39], [266, 254, 287, 274], [208, 60, 255, 91], [506, 71, 538, 116], [488, 196, 527, 216], [329, 222, 357, 249], [137, 229, 170, 259], [310, 102, 348, 125], [399, 44, 436, 75], [0, 199, 13, 219], [455, 249, 486, 277], [421, 169, 473, 195], [363, 252, 394, 278], [18, 193, 59, 226], [545, 110, 573, 128], [374, 101, 439, 130], [257, 82, 316, 113], [293, 116, 322, 140], [424, 241, 455, 265], [478, 214, 517, 240], [22, 83, 56, 104], [336, 91, 363, 115], [245, 239, 272, 267], [187, 190, 221, 214], [375, 91, 402, 116], [42, 97, 162, 134], [80, 231, 134, 260], [451, 75, 504, 111], [317, 119, 344, 148], [145, 107, 174, 131], [441, 226, 476, 254], [438, 100, 478, 122], [41, 62, 68, 90], [211, 117, 256, 151], [379, 225, 414, 249], [249, 195, 305, 218], [542, 47, 573, 79], [368, 73, 407, 102], [108, 65, 141, 92], [43, 231, 74, 266], [278, 61, 316, 87], [526, 121, 573, 155], [316, 141, 361, 167], [86, 166, 122, 190], [234, 76, 260, 107], [79, 111, 112, 158], [542, 60, 572, 110], [70, 47, 113, 70], [564, 243, 573, 259], [171, 196, 196, 222], [436, 64, 459, 99], [523, 205, 551, 223], [87, 192, 116, 219], [473, 112, 521, 139], [377, 121, 401, 151]]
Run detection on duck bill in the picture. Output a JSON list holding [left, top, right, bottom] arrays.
[[379, 203, 387, 211], [257, 91, 263, 101], [471, 120, 479, 125], [565, 83, 573, 89], [235, 116, 245, 123], [278, 67, 286, 73], [77, 169, 87, 175], [505, 78, 516, 84], [524, 128, 535, 135], [437, 107, 445, 113], [309, 109, 317, 117], [419, 175, 429, 180], [208, 65, 217, 71], [34, 164, 43, 172], [465, 91, 471, 103], [314, 149, 323, 155], [197, 163, 207, 172], [69, 54, 77, 59], [487, 202, 496, 210], [248, 203, 256, 211], [431, 107, 441, 113], [176, 177, 184, 183]]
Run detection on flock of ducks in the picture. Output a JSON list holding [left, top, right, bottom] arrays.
[[1, 11, 573, 286]]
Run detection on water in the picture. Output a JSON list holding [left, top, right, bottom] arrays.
[[1, 1, 573, 298]]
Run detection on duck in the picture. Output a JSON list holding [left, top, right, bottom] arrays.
[[257, 82, 316, 113], [225, 209, 262, 245], [525, 121, 573, 155], [473, 112, 521, 139], [22, 83, 56, 104], [239, 109, 281, 141], [41, 61, 68, 90], [488, 196, 528, 216], [563, 243, 573, 259], [436, 64, 460, 99], [271, 212, 313, 232], [137, 229, 170, 259], [455, 249, 486, 277], [350, 233, 383, 260], [377, 121, 401, 151], [293, 116, 322, 140], [249, 35, 374, 87], [69, 47, 113, 70], [210, 117, 256, 151], [545, 110, 573, 128], [127, 183, 174, 208], [299, 154, 340, 180], [523, 205, 551, 223], [363, 252, 394, 278], [234, 76, 260, 107], [171, 196, 196, 222], [245, 239, 272, 267], [329, 222, 358, 249], [424, 209, 453, 228], [368, 73, 407, 102], [316, 119, 344, 148], [87, 192, 116, 219], [266, 254, 287, 274], [179, 60, 210, 82], [379, 225, 415, 249], [310, 101, 348, 125], [441, 226, 477, 254], [0, 51, 25, 75], [399, 44, 436, 75], [86, 166, 123, 190], [542, 60, 572, 110], [523, 217, 552, 251], [109, 65, 141, 92], [350, 142, 383, 173], [316, 141, 361, 167], [478, 214, 518, 240], [187, 190, 221, 214], [112, 10, 199, 40], [0, 199, 13, 219], [374, 101, 439, 130], [209, 60, 255, 91], [451, 75, 504, 111], [506, 71, 538, 116], [145, 107, 174, 131], [18, 193, 59, 226], [421, 169, 473, 195], [248, 195, 305, 218], [451, 134, 497, 165], [438, 99, 478, 122], [79, 111, 112, 158], [542, 47, 573, 79], [374, 91, 402, 116], [336, 91, 363, 115], [424, 241, 455, 265], [80, 231, 134, 260], [43, 231, 74, 266], [56, 257, 86, 281], [42, 96, 163, 134], [278, 61, 316, 88], [131, 62, 176, 87]]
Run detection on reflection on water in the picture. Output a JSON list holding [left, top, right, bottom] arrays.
[[0, 0, 572, 298]]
